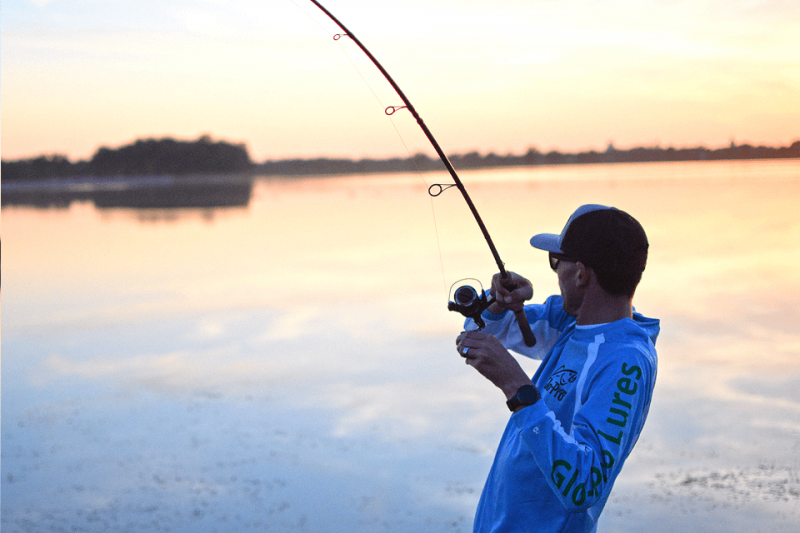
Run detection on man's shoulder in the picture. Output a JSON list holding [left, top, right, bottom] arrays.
[[605, 315, 659, 350], [592, 320, 658, 374]]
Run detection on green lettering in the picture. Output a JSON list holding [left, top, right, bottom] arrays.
[[589, 467, 603, 497], [572, 482, 587, 506], [563, 466, 579, 497], [607, 407, 630, 428], [602, 450, 616, 478], [551, 460, 572, 489], [621, 362, 642, 380], [617, 377, 638, 395], [612, 392, 632, 409], [598, 428, 622, 445]]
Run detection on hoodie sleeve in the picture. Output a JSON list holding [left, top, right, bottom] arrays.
[[465, 294, 574, 360], [510, 347, 656, 512]]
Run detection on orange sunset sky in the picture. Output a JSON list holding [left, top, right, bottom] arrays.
[[2, 0, 799, 162]]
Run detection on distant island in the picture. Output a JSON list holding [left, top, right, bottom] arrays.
[[2, 135, 799, 182]]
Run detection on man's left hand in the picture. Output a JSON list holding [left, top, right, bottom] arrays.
[[456, 330, 533, 400]]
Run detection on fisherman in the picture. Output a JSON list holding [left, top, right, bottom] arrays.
[[456, 204, 659, 533]]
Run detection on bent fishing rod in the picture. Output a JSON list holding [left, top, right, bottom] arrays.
[[310, 0, 536, 347]]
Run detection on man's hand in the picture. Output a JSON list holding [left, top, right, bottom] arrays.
[[487, 271, 533, 314], [456, 330, 533, 400]]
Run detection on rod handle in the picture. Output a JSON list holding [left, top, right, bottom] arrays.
[[514, 309, 537, 347], [499, 272, 536, 347]]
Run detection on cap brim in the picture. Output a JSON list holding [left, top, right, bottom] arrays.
[[530, 233, 563, 253]]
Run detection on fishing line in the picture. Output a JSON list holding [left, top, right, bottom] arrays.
[[288, 0, 450, 295], [300, 0, 535, 345], [333, 23, 451, 296]]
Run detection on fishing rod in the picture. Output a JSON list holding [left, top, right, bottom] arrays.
[[309, 0, 536, 347]]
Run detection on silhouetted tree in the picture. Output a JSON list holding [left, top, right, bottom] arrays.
[[4, 137, 799, 181], [2, 136, 251, 181]]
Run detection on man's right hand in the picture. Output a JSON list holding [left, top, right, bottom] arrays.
[[488, 271, 533, 314]]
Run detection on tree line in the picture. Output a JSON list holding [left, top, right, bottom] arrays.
[[256, 140, 800, 175], [3, 137, 799, 181], [2, 135, 251, 181]]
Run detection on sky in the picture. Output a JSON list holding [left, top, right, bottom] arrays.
[[2, 0, 799, 162]]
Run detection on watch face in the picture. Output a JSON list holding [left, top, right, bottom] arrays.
[[507, 385, 540, 411], [517, 385, 539, 404]]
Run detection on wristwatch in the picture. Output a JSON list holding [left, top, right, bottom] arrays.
[[506, 385, 541, 412]]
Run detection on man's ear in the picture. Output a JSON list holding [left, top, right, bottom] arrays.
[[575, 262, 592, 288]]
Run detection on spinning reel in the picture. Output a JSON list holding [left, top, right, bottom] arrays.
[[447, 280, 495, 330]]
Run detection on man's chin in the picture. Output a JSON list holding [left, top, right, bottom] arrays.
[[560, 300, 578, 317]]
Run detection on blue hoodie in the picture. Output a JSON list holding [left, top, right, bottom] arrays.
[[467, 295, 659, 533]]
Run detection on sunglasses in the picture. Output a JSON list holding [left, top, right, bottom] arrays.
[[549, 252, 575, 271]]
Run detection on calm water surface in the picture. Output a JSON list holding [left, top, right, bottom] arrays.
[[3, 160, 800, 532]]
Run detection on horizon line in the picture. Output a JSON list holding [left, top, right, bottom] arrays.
[[4, 135, 800, 165]]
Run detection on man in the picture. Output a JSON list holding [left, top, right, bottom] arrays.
[[456, 204, 659, 533]]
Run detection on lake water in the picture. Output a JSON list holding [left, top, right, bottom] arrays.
[[3, 159, 800, 532]]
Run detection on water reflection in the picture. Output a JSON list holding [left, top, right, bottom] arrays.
[[2, 160, 800, 532], [1, 175, 253, 210]]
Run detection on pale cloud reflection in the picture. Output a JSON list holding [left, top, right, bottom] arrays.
[[322, 379, 504, 449], [259, 306, 323, 341], [39, 350, 240, 393], [191, 317, 226, 339], [39, 349, 298, 394]]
